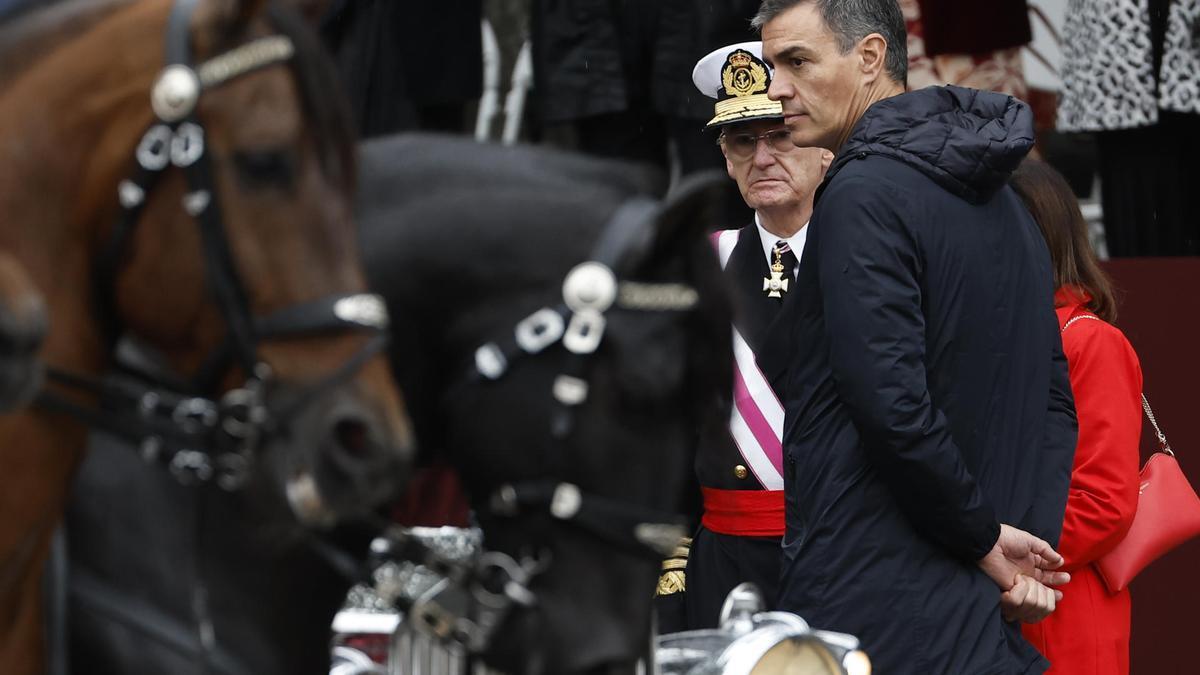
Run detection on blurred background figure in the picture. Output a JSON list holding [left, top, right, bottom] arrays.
[[320, 0, 485, 137], [1055, 0, 1200, 256], [1011, 158, 1143, 675], [530, 0, 764, 224], [903, 0, 1031, 98], [899, 0, 1110, 253]]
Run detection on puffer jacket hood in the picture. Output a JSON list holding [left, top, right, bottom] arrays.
[[828, 85, 1035, 204]]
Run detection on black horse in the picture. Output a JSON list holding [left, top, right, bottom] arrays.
[[63, 134, 732, 675], [359, 133, 732, 675]]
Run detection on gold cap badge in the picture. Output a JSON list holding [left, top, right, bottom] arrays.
[[722, 50, 767, 97], [692, 42, 784, 129]]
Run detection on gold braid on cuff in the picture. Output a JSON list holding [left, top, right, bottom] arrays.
[[655, 537, 692, 597]]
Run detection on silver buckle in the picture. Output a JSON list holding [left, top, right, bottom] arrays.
[[171, 397, 219, 434], [475, 343, 507, 380], [563, 309, 606, 354], [552, 375, 588, 406], [514, 308, 565, 354], [169, 449, 213, 484], [170, 122, 205, 167], [135, 125, 173, 171]]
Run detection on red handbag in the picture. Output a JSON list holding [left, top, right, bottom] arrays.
[[1094, 395, 1200, 592]]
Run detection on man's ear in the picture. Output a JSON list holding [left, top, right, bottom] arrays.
[[820, 148, 834, 170], [857, 32, 889, 85]]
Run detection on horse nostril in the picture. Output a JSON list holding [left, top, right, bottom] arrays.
[[332, 417, 372, 459]]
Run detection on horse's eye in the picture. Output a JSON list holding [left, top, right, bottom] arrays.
[[232, 149, 296, 188]]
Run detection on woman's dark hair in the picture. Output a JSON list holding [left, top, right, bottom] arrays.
[[1010, 158, 1117, 322]]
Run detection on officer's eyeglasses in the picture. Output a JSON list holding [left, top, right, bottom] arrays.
[[719, 128, 794, 160]]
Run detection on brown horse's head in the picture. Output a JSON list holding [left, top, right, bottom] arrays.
[[112, 0, 414, 525], [0, 0, 413, 528], [0, 1, 409, 668]]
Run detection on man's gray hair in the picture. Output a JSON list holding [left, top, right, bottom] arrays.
[[752, 0, 907, 86]]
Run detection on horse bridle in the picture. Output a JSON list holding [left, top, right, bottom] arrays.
[[368, 197, 706, 656], [35, 0, 387, 491]]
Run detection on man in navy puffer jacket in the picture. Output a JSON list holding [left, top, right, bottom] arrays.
[[755, 1, 1078, 673]]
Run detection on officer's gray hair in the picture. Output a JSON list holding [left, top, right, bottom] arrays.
[[751, 0, 907, 86]]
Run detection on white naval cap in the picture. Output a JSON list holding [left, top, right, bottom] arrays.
[[691, 41, 784, 129]]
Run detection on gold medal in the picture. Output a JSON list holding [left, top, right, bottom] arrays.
[[763, 245, 790, 298]]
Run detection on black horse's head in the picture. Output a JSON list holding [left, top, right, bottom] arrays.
[[360, 135, 733, 675]]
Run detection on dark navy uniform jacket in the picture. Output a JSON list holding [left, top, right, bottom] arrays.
[[778, 86, 1076, 674], [695, 223, 798, 492], [660, 224, 796, 632]]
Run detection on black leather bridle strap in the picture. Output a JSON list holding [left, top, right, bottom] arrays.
[[180, 139, 260, 376], [253, 293, 389, 338], [267, 332, 389, 425], [589, 197, 659, 272], [95, 165, 164, 340], [35, 368, 209, 452], [165, 0, 200, 66], [166, 0, 258, 374], [466, 303, 571, 386], [465, 196, 662, 387]]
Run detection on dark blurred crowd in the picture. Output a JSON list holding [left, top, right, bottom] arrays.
[[317, 0, 1199, 255]]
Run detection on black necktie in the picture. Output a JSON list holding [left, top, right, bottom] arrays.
[[768, 236, 796, 299]]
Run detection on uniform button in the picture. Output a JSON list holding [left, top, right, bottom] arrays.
[[734, 465, 748, 479]]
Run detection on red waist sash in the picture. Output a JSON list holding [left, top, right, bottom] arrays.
[[701, 487, 785, 538]]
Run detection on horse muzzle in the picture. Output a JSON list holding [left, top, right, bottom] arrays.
[[283, 390, 413, 528]]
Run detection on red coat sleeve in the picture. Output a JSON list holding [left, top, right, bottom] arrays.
[[1057, 318, 1143, 572]]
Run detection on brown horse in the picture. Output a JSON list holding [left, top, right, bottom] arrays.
[[0, 1, 414, 671]]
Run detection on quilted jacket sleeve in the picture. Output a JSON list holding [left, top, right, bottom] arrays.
[[815, 174, 1000, 562]]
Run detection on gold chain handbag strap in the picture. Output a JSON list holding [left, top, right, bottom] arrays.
[[1062, 313, 1173, 456]]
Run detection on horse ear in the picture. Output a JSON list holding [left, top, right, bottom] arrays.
[[635, 170, 729, 269]]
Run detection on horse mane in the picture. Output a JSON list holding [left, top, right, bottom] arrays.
[[0, 0, 133, 89]]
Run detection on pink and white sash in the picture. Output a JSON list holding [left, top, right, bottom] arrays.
[[711, 229, 786, 490]]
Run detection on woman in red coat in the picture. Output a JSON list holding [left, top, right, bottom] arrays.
[[1011, 159, 1142, 675]]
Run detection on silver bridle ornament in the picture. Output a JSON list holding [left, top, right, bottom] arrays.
[[333, 294, 390, 330], [150, 35, 295, 124], [151, 64, 201, 122]]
